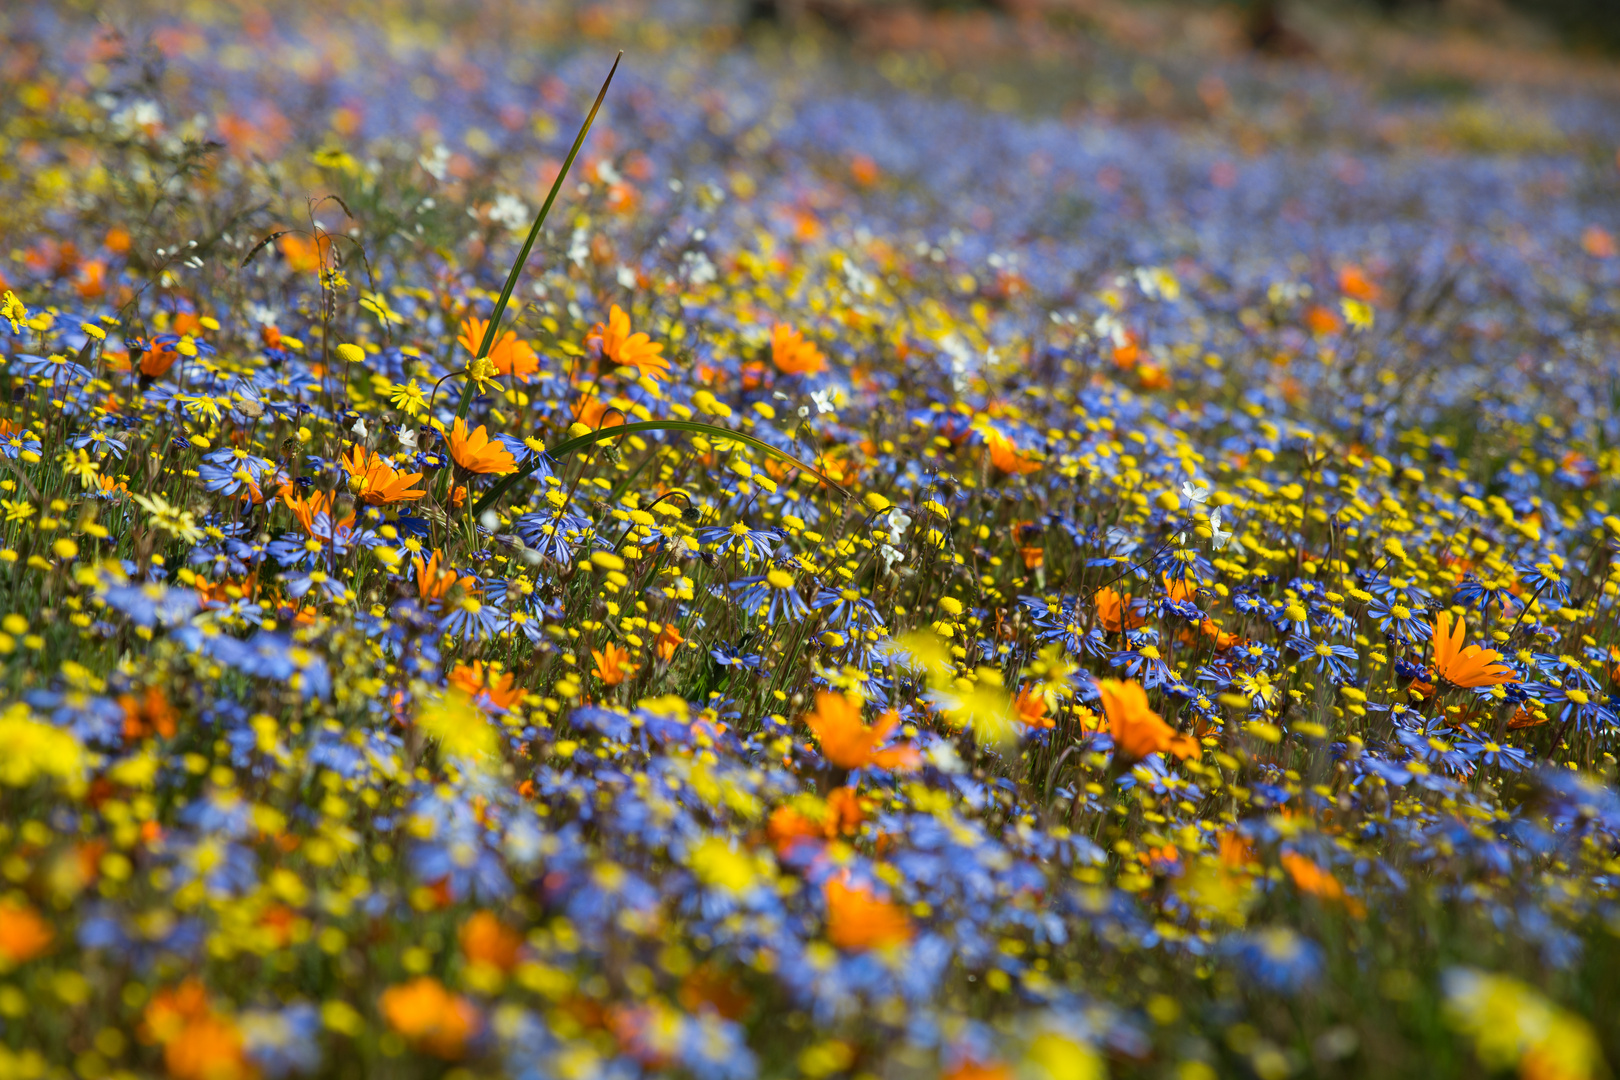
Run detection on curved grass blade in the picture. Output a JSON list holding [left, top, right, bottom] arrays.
[[457, 51, 622, 420], [472, 419, 852, 516]]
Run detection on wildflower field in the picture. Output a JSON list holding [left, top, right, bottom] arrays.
[[2, 1, 1620, 1077]]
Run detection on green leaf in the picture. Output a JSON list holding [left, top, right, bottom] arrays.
[[456, 52, 622, 420]]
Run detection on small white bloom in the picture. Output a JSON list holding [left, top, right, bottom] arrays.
[[398, 427, 419, 451], [924, 738, 965, 774], [350, 417, 369, 439], [681, 250, 717, 285], [111, 99, 163, 138], [489, 193, 531, 231], [419, 143, 451, 181], [1180, 480, 1211, 509], [1209, 509, 1232, 551]]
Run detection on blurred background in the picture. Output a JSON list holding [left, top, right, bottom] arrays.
[[719, 0, 1620, 141], [740, 0, 1620, 57]]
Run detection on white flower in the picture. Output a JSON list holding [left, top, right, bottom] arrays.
[[350, 418, 369, 439], [924, 738, 965, 774], [681, 249, 717, 285], [879, 544, 905, 574], [1093, 312, 1128, 347], [1180, 480, 1211, 510], [885, 508, 913, 539], [397, 427, 419, 451], [503, 813, 544, 867], [489, 193, 531, 231], [111, 99, 162, 138], [418, 143, 451, 181], [1209, 509, 1232, 551]]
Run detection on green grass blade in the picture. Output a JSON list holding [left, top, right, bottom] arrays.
[[471, 419, 853, 517], [457, 51, 622, 420]]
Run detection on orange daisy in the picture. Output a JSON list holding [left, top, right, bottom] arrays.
[[592, 642, 639, 686], [458, 316, 539, 382], [379, 977, 481, 1060], [1095, 587, 1148, 633], [802, 692, 919, 771], [983, 428, 1040, 476], [278, 485, 354, 536], [448, 661, 523, 711], [585, 304, 669, 380], [0, 900, 53, 965], [1013, 686, 1054, 730], [413, 551, 465, 606], [654, 622, 684, 662], [824, 875, 913, 951], [446, 418, 517, 475], [1430, 611, 1516, 689], [770, 323, 827, 376], [1097, 678, 1198, 762], [341, 444, 425, 505]]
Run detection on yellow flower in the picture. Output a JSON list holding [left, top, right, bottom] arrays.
[[132, 494, 204, 543], [389, 378, 427, 417], [0, 291, 26, 333], [0, 703, 84, 788], [60, 448, 100, 488], [1340, 297, 1374, 331], [1445, 968, 1602, 1080], [415, 691, 500, 762], [467, 354, 499, 387], [1024, 1031, 1103, 1080], [689, 836, 767, 896]]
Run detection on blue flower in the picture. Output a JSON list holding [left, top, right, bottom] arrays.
[[1225, 929, 1323, 993]]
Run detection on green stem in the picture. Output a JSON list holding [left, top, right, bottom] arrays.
[[455, 51, 623, 423]]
